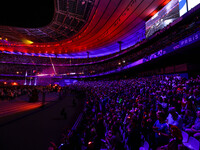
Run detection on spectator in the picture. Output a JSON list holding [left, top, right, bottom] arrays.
[[153, 111, 169, 149], [110, 125, 123, 150], [127, 118, 141, 150], [166, 107, 183, 130], [185, 111, 200, 140], [182, 109, 195, 130], [159, 125, 183, 150]]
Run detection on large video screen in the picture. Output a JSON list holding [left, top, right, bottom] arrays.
[[179, 0, 187, 16], [145, 0, 180, 38], [188, 0, 200, 11]]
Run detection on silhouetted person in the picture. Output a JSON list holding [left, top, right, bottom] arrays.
[[29, 88, 38, 102], [60, 107, 67, 120], [73, 98, 76, 107], [41, 88, 46, 108]]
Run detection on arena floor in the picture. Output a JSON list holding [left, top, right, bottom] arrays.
[[0, 91, 83, 150]]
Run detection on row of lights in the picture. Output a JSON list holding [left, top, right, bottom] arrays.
[[3, 82, 18, 86], [118, 60, 126, 65], [16, 71, 23, 74], [0, 37, 8, 41]]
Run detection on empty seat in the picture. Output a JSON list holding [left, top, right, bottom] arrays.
[[183, 136, 200, 150], [139, 141, 149, 150], [122, 132, 125, 142], [119, 126, 123, 134], [182, 130, 189, 143]]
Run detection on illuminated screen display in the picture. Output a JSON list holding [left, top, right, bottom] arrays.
[[145, 0, 180, 38], [188, 0, 200, 10], [179, 0, 188, 16]]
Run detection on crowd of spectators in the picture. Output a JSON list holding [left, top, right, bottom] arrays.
[[0, 85, 62, 102], [57, 74, 200, 150], [0, 52, 116, 66], [0, 86, 28, 101]]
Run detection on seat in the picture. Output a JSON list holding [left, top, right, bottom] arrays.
[[139, 141, 149, 150], [183, 136, 200, 150], [122, 132, 125, 142], [182, 130, 189, 143], [119, 126, 123, 134]]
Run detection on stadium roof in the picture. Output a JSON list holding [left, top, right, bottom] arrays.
[[0, 0, 171, 57]]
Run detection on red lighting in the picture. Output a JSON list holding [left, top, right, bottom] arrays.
[[3, 82, 7, 85], [12, 82, 18, 86], [0, 47, 4, 51], [162, 0, 171, 6], [66, 40, 72, 43], [0, 0, 170, 56], [150, 10, 158, 17]]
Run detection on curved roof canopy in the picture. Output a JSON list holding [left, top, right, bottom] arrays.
[[0, 0, 171, 57]]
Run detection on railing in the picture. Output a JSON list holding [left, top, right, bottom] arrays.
[[58, 112, 84, 150]]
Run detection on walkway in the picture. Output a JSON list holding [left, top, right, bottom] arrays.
[[0, 91, 84, 150], [0, 92, 58, 118]]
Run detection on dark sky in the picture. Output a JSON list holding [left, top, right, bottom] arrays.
[[0, 0, 54, 28]]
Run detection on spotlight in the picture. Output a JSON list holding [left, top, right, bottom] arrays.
[[82, 0, 85, 5], [22, 39, 33, 45]]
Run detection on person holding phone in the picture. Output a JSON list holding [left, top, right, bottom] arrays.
[[153, 111, 169, 149]]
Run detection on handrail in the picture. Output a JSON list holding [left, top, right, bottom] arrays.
[[58, 112, 83, 150]]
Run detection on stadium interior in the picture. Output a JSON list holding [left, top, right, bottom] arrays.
[[1, 0, 200, 150]]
